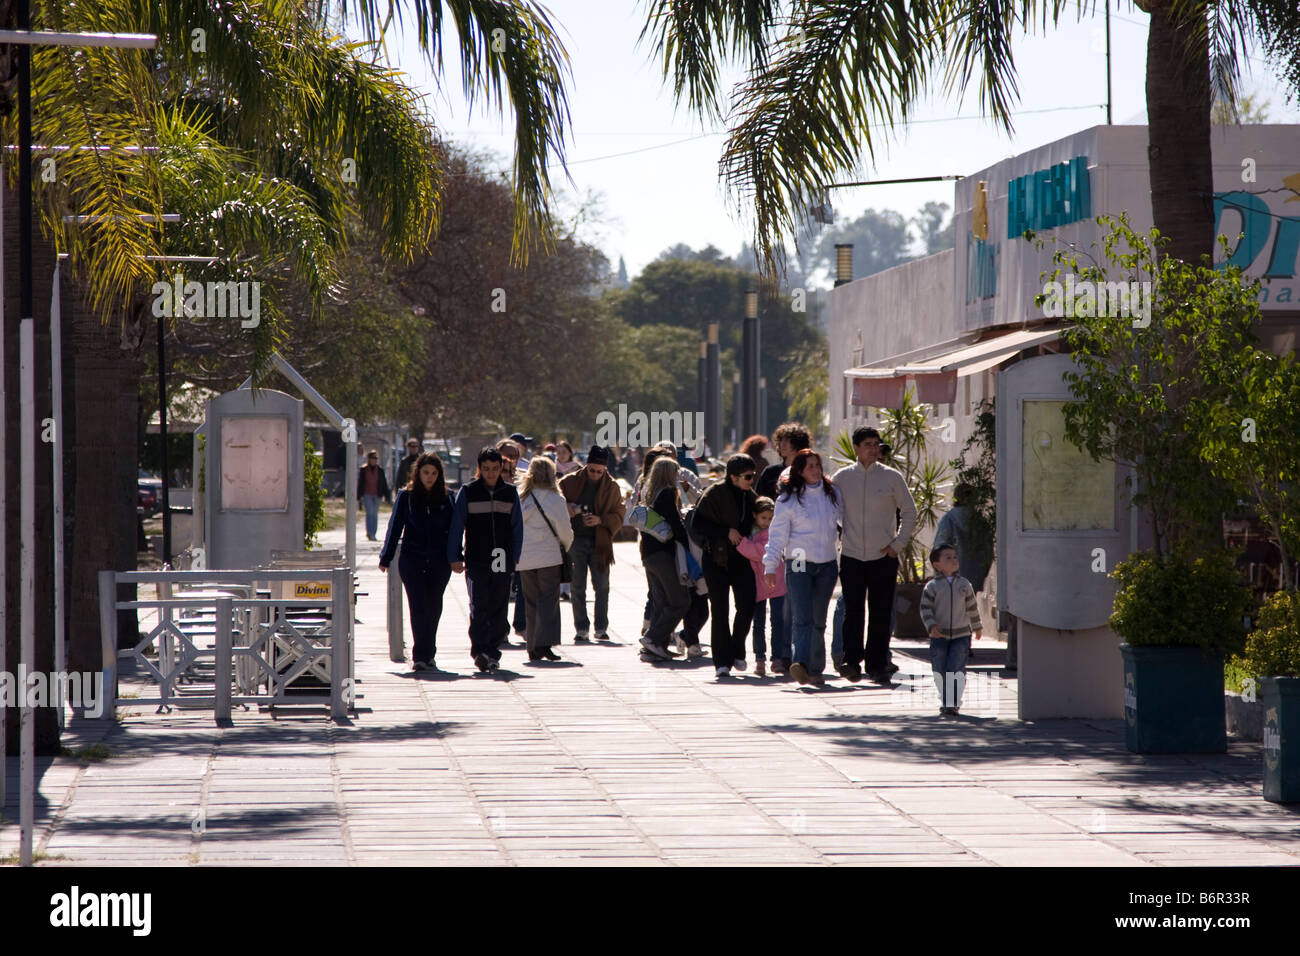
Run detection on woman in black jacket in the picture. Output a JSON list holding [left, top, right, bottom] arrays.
[[691, 453, 759, 678], [380, 452, 455, 671], [638, 457, 692, 661]]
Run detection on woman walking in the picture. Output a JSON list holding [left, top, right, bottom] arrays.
[[637, 457, 693, 661], [554, 439, 583, 476], [763, 450, 842, 686], [380, 452, 454, 671], [692, 453, 760, 678], [517, 457, 574, 661]]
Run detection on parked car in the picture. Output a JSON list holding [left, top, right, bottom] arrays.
[[138, 471, 163, 517]]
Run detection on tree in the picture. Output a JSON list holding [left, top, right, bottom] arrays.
[[814, 208, 914, 279], [640, 0, 1300, 270]]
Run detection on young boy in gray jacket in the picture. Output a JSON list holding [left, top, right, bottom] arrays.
[[920, 544, 983, 716]]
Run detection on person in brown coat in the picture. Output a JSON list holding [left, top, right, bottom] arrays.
[[558, 445, 626, 641]]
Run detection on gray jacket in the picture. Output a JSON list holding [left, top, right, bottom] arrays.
[[920, 575, 982, 639]]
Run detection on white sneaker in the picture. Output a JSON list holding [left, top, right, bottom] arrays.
[[733, 658, 747, 672], [641, 617, 651, 636], [715, 666, 731, 679], [687, 644, 705, 659]]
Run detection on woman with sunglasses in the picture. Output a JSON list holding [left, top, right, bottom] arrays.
[[691, 453, 760, 678]]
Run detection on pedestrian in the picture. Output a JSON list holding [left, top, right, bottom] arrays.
[[395, 437, 422, 490], [508, 433, 534, 470], [637, 456, 692, 661], [692, 453, 760, 678], [496, 439, 527, 638], [921, 544, 983, 715], [554, 439, 582, 476], [756, 422, 811, 500], [559, 445, 626, 642], [933, 482, 992, 593], [833, 427, 917, 684], [380, 452, 454, 671], [763, 450, 842, 686], [358, 449, 392, 541], [739, 434, 769, 464], [447, 447, 524, 673], [517, 456, 574, 662], [736, 496, 785, 677], [634, 445, 673, 635]]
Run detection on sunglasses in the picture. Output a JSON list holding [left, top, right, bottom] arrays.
[[737, 473, 756, 481]]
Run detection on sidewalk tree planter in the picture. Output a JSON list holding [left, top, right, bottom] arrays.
[[1236, 591, 1300, 801], [1111, 551, 1252, 753]]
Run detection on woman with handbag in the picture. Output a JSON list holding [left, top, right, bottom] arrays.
[[518, 457, 575, 661], [638, 457, 693, 661]]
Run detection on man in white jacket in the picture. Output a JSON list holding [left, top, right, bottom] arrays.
[[833, 426, 917, 684]]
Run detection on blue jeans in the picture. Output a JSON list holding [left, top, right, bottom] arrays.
[[569, 536, 609, 635], [362, 494, 380, 539], [786, 560, 837, 668], [752, 595, 787, 662], [930, 636, 971, 708]]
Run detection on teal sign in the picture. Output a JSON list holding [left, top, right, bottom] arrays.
[[1214, 191, 1299, 289], [1007, 156, 1091, 238]]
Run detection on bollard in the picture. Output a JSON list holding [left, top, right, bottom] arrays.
[[214, 596, 232, 721], [388, 541, 405, 661], [98, 570, 118, 720]]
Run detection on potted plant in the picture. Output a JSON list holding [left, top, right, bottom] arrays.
[[1234, 590, 1300, 802], [1110, 551, 1252, 753]]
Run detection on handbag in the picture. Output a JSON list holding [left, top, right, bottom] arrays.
[[530, 492, 573, 583], [626, 503, 673, 542]]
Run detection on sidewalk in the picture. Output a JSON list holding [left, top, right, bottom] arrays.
[[4, 522, 1299, 866]]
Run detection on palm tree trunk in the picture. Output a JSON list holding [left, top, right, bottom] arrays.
[[1145, 0, 1214, 263]]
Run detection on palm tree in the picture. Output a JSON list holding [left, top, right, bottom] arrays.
[[2, 0, 573, 751], [640, 0, 1300, 272]]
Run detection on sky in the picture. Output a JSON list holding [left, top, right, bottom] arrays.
[[361, 1, 1300, 281]]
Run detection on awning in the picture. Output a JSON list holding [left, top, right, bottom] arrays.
[[845, 326, 1068, 406]]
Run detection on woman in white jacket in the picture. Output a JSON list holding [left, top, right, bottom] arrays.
[[518, 457, 575, 661], [762, 450, 843, 686]]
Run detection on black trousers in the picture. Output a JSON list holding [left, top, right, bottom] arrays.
[[840, 553, 899, 672], [703, 550, 756, 665], [466, 561, 512, 661], [398, 553, 452, 663]]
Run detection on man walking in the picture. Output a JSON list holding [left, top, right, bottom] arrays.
[[559, 445, 626, 642], [448, 447, 524, 672], [395, 437, 422, 490], [834, 426, 917, 684], [358, 449, 392, 541]]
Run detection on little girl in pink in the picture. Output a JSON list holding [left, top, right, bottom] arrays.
[[736, 497, 787, 677]]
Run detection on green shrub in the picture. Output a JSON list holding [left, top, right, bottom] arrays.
[[304, 437, 326, 550], [1234, 590, 1300, 679], [1109, 550, 1252, 654]]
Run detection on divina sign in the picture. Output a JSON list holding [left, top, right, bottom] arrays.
[[1007, 156, 1092, 238]]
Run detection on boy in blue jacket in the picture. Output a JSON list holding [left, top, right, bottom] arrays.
[[920, 544, 983, 716]]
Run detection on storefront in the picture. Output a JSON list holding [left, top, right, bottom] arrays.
[[828, 123, 1300, 717]]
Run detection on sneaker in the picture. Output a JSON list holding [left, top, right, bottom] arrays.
[[639, 637, 670, 660], [574, 633, 591, 644], [715, 666, 731, 679], [868, 669, 892, 686], [474, 653, 492, 673], [755, 660, 767, 677], [686, 643, 705, 659], [488, 658, 500, 672], [789, 663, 810, 685], [595, 632, 611, 642], [770, 659, 788, 676], [541, 647, 561, 662], [887, 661, 900, 675], [733, 658, 747, 672]]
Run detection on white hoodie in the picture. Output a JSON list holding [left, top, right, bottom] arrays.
[[517, 487, 575, 571], [763, 480, 843, 574]]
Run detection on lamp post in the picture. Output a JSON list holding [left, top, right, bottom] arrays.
[[706, 323, 721, 458], [732, 370, 742, 451], [834, 243, 854, 287], [743, 288, 759, 438]]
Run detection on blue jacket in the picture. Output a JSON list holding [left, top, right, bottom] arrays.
[[380, 489, 454, 567], [447, 477, 524, 568]]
